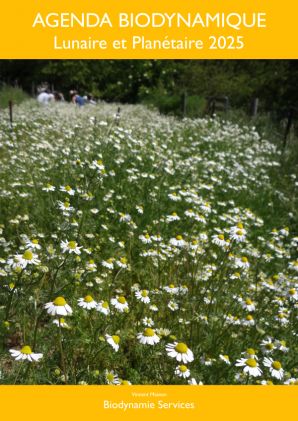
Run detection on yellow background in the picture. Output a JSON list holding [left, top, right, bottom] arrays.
[[0, 0, 297, 58], [0, 385, 297, 420]]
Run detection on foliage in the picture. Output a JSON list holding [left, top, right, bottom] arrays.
[[0, 101, 297, 385], [0, 86, 28, 109]]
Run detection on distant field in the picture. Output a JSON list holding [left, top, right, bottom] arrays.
[[0, 101, 297, 385]]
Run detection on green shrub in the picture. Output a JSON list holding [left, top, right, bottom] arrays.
[[0, 85, 29, 109]]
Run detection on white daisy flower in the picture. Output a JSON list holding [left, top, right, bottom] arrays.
[[235, 358, 262, 377], [235, 256, 250, 269], [135, 289, 150, 304], [86, 259, 97, 272], [91, 159, 105, 171], [45, 296, 73, 316], [61, 239, 82, 255], [200, 202, 211, 214], [168, 192, 181, 201], [175, 365, 191, 378], [106, 334, 121, 352], [11, 249, 40, 269], [242, 314, 255, 326], [78, 295, 97, 310], [275, 339, 289, 353], [164, 284, 180, 295], [60, 185, 75, 195], [169, 235, 186, 247], [25, 238, 41, 250], [57, 201, 74, 212], [53, 318, 69, 328], [42, 183, 55, 192], [137, 328, 160, 345], [142, 317, 154, 327], [260, 337, 275, 355], [219, 354, 231, 365], [241, 298, 256, 312], [168, 300, 179, 311], [166, 212, 180, 222], [102, 258, 114, 269], [110, 296, 129, 312], [96, 300, 110, 315], [288, 260, 298, 272], [105, 370, 120, 385], [139, 234, 152, 244], [119, 213, 131, 222], [116, 257, 128, 268], [166, 342, 194, 363], [9, 345, 43, 362], [263, 357, 284, 380], [288, 288, 298, 302], [212, 234, 227, 247]]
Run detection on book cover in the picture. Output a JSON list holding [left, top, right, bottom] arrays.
[[0, 1, 297, 419]]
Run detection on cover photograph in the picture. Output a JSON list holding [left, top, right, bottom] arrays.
[[0, 1, 297, 420]]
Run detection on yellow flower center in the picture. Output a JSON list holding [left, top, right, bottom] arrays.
[[236, 230, 244, 236], [241, 257, 248, 263], [97, 160, 103, 165], [218, 234, 224, 240], [176, 235, 183, 240], [21, 345, 32, 355], [175, 342, 188, 354], [246, 358, 257, 368], [107, 258, 114, 263], [245, 299, 252, 305], [102, 301, 109, 309], [237, 223, 243, 229], [120, 257, 127, 264], [247, 348, 255, 355], [272, 361, 282, 370], [141, 290, 148, 297], [65, 185, 72, 191], [145, 234, 150, 239], [246, 315, 253, 321], [59, 318, 65, 324], [192, 240, 198, 245], [118, 296, 126, 304], [121, 380, 130, 385], [169, 284, 175, 289], [89, 259, 95, 264], [64, 202, 70, 208], [265, 343, 274, 350], [223, 355, 229, 360], [32, 239, 39, 244], [23, 250, 33, 261], [172, 212, 177, 216], [67, 241, 77, 249], [144, 328, 155, 337], [53, 297, 67, 306], [289, 288, 296, 295], [179, 365, 188, 373], [106, 373, 114, 381], [112, 335, 120, 344], [84, 295, 94, 303], [280, 340, 286, 347]]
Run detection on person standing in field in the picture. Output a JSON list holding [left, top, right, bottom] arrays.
[[37, 89, 55, 104], [70, 90, 86, 106]]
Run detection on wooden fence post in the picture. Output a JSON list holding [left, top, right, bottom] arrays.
[[251, 98, 259, 117]]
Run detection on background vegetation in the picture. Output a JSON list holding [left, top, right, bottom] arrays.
[[0, 60, 297, 118]]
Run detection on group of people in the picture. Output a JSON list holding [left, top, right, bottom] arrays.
[[37, 89, 97, 106]]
